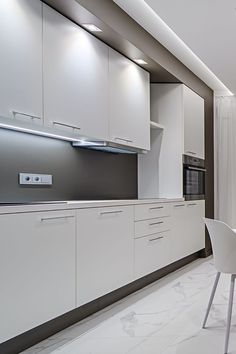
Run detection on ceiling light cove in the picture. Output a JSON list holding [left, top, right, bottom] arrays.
[[82, 24, 102, 32], [114, 0, 233, 96]]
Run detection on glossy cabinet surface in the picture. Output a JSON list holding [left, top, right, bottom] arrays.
[[76, 206, 134, 306], [0, 0, 43, 124], [0, 210, 76, 343], [109, 48, 150, 150], [43, 4, 109, 140]]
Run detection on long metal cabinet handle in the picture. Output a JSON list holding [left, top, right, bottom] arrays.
[[53, 121, 81, 130], [187, 203, 197, 206], [149, 221, 164, 226], [12, 110, 42, 120], [149, 236, 164, 242], [174, 204, 185, 207], [40, 215, 75, 222], [149, 206, 164, 210], [115, 137, 133, 143], [100, 210, 123, 215]]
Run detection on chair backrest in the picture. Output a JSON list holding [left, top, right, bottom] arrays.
[[204, 218, 236, 274]]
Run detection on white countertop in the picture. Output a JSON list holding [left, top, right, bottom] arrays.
[[0, 198, 185, 215]]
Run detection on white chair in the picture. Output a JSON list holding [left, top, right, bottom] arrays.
[[203, 218, 236, 354]]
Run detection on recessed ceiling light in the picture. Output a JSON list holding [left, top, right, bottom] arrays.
[[134, 59, 148, 65], [82, 24, 102, 32]]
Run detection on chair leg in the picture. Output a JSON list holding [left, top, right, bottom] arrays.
[[224, 274, 236, 354], [202, 272, 221, 328]]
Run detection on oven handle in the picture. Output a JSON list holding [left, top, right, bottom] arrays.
[[186, 166, 207, 172]]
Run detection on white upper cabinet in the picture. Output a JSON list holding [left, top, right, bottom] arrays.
[[43, 4, 109, 140], [109, 49, 150, 150], [183, 86, 205, 159], [0, 0, 43, 124]]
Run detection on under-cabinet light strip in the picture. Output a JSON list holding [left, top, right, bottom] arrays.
[[0, 123, 97, 145]]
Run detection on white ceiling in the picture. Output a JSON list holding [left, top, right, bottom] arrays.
[[114, 0, 234, 95]]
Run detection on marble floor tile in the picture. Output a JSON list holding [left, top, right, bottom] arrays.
[[49, 337, 145, 354], [22, 257, 236, 354], [161, 332, 236, 354], [127, 336, 179, 354]]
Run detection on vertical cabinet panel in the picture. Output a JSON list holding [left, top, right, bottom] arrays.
[[139, 84, 184, 199], [109, 49, 150, 150], [0, 211, 76, 344], [76, 206, 134, 306], [171, 203, 188, 262], [185, 201, 205, 254], [43, 4, 109, 140], [0, 0, 43, 123], [184, 86, 205, 159]]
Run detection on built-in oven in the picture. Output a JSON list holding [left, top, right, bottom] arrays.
[[183, 155, 206, 200]]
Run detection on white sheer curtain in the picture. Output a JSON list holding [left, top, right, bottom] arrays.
[[215, 95, 236, 227]]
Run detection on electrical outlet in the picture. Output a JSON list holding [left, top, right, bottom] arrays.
[[19, 173, 52, 185]]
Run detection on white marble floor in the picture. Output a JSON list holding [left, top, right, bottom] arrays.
[[22, 257, 236, 354]]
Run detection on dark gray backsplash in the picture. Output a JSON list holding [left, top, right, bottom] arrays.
[[0, 129, 137, 202]]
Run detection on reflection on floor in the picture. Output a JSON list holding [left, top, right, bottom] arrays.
[[22, 257, 236, 354]]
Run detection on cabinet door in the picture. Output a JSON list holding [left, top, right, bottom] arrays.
[[171, 201, 205, 262], [43, 4, 109, 140], [109, 49, 150, 150], [185, 201, 205, 254], [183, 86, 205, 159], [171, 203, 188, 262], [0, 0, 43, 124], [77, 206, 134, 306], [0, 211, 76, 344]]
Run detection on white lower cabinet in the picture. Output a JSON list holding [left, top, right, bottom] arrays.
[[134, 231, 171, 279], [0, 210, 76, 344], [134, 203, 171, 279], [0, 200, 206, 343], [171, 200, 205, 262], [76, 206, 134, 306]]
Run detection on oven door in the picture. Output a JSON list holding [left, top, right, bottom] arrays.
[[183, 166, 206, 200]]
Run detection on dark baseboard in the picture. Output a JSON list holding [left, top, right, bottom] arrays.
[[0, 252, 202, 354], [199, 247, 212, 258]]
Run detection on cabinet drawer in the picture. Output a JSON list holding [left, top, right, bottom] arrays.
[[134, 217, 170, 238], [134, 203, 171, 221], [134, 231, 171, 279]]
